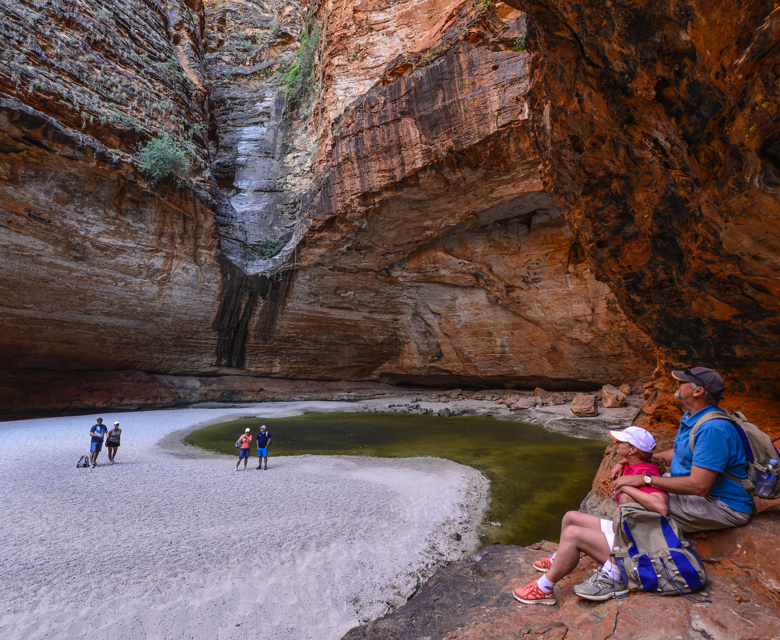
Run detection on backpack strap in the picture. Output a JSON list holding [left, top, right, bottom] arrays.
[[688, 410, 750, 487]]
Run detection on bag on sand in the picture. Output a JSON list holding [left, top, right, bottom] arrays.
[[76, 455, 90, 468], [689, 409, 780, 499], [611, 503, 707, 596]]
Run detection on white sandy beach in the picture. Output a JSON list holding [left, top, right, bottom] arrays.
[[0, 402, 488, 640]]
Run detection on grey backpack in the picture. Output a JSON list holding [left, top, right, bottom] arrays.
[[689, 409, 780, 500], [611, 503, 707, 596]]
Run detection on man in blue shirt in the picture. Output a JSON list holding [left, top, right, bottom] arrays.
[[89, 417, 108, 468], [613, 367, 752, 532], [256, 425, 272, 470]]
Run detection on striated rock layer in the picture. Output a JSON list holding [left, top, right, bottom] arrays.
[[0, 0, 655, 413]]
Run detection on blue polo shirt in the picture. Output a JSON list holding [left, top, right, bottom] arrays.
[[256, 431, 271, 448], [670, 405, 753, 513]]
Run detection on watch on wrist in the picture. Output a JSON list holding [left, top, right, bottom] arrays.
[[644, 475, 652, 487]]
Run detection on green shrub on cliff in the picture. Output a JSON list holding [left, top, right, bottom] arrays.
[[284, 25, 321, 111], [247, 237, 284, 260], [136, 134, 190, 185]]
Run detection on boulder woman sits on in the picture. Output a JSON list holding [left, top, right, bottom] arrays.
[[513, 426, 668, 605]]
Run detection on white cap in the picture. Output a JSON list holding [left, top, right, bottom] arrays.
[[114, 421, 120, 425], [260, 425, 266, 430], [245, 428, 251, 432], [609, 426, 656, 454]]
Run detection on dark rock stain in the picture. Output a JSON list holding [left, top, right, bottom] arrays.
[[212, 256, 296, 368]]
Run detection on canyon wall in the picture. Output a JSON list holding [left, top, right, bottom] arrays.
[[512, 0, 780, 414], [0, 0, 655, 414], [505, 0, 780, 511]]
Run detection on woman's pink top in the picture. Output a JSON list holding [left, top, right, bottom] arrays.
[[239, 434, 252, 449], [616, 462, 667, 500]]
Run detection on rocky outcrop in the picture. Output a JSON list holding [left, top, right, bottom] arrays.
[[0, 0, 656, 412], [512, 0, 780, 410], [343, 511, 780, 640]]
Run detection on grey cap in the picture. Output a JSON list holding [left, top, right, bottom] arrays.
[[671, 367, 724, 394], [260, 425, 266, 430]]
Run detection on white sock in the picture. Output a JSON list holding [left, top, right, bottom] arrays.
[[537, 574, 555, 593], [602, 560, 621, 581], [550, 552, 557, 562]]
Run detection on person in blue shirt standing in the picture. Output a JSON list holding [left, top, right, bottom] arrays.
[[89, 417, 108, 468], [613, 367, 752, 532], [256, 425, 272, 471]]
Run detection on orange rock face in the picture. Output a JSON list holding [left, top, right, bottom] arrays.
[[508, 0, 780, 508], [514, 0, 780, 406], [0, 0, 655, 411]]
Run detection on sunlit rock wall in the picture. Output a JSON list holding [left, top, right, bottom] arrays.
[[0, 0, 654, 413]]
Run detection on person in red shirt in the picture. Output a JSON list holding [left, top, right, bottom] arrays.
[[513, 426, 668, 605]]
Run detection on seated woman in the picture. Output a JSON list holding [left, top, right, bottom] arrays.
[[513, 426, 668, 605]]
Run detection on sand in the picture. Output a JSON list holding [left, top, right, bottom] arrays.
[[0, 402, 488, 640]]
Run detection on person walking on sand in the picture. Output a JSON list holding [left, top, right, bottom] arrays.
[[236, 428, 252, 471], [256, 425, 272, 470], [89, 417, 107, 468], [512, 426, 668, 605], [106, 421, 121, 464]]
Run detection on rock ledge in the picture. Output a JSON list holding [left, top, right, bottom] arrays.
[[343, 511, 780, 640]]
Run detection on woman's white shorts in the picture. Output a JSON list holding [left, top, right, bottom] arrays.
[[600, 518, 615, 551]]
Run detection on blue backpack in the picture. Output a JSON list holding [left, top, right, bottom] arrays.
[[611, 503, 707, 597], [76, 455, 90, 468]]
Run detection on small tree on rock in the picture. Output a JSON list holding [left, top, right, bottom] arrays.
[[137, 134, 190, 185]]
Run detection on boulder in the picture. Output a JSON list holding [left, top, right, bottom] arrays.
[[601, 384, 627, 408], [533, 387, 549, 397], [619, 383, 632, 396], [570, 394, 598, 417], [437, 408, 451, 418], [511, 398, 538, 410]]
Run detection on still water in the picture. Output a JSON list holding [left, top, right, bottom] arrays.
[[184, 412, 607, 546]]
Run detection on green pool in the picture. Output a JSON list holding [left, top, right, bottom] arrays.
[[184, 412, 607, 546]]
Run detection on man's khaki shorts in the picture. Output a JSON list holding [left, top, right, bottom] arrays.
[[668, 492, 751, 532]]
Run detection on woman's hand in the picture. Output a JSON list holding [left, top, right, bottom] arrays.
[[610, 460, 626, 480]]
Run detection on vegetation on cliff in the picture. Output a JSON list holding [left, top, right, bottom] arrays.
[[283, 23, 321, 111]]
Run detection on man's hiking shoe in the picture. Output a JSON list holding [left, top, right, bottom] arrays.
[[256, 465, 262, 470], [533, 556, 554, 573], [264, 465, 267, 470], [512, 580, 557, 606], [572, 570, 629, 601]]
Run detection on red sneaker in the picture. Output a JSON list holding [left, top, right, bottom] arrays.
[[533, 555, 554, 573], [513, 580, 557, 605]]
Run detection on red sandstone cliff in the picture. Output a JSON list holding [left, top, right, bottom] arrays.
[[509, 0, 780, 420], [0, 0, 655, 414], [496, 0, 780, 508]]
